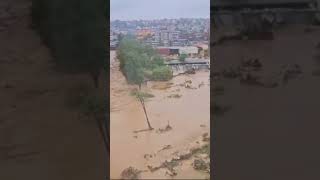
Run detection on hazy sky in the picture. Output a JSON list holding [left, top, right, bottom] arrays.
[[111, 0, 209, 20]]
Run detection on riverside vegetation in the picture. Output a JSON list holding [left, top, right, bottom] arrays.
[[117, 37, 173, 130]]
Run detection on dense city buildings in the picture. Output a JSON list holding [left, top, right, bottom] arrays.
[[110, 18, 210, 53]]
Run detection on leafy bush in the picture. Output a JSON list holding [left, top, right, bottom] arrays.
[[130, 91, 155, 99], [151, 66, 173, 81], [179, 54, 188, 62]]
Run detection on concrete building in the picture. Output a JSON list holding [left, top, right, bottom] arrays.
[[196, 44, 209, 58]]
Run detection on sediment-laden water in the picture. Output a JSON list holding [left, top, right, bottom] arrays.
[[110, 50, 210, 179]]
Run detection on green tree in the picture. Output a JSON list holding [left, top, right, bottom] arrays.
[[123, 53, 145, 89]]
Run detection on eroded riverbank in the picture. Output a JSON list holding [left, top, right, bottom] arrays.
[[110, 50, 210, 179]]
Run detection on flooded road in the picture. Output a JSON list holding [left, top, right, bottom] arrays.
[[110, 50, 210, 179]]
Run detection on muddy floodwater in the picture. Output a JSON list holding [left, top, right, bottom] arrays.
[[110, 50, 210, 179]]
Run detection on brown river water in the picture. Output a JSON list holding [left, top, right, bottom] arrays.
[[110, 50, 210, 179]]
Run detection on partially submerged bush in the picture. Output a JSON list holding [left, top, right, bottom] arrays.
[[130, 90, 154, 99], [193, 159, 208, 171], [179, 53, 188, 62], [121, 167, 141, 180], [151, 66, 173, 81]]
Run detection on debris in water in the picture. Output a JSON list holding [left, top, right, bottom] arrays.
[[165, 170, 178, 177], [162, 160, 179, 175], [200, 124, 206, 128], [144, 154, 153, 160], [167, 94, 182, 98], [193, 159, 209, 172], [185, 84, 197, 89], [202, 133, 208, 138], [198, 82, 205, 88], [186, 69, 196, 74], [120, 167, 141, 180], [156, 121, 172, 133], [202, 133, 210, 142], [133, 135, 138, 138], [147, 143, 210, 176], [158, 145, 172, 152], [133, 128, 154, 134]]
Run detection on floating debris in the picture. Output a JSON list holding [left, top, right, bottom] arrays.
[[198, 82, 205, 88], [156, 121, 172, 133], [147, 143, 210, 177], [158, 145, 172, 153], [143, 154, 153, 160], [133, 128, 154, 134], [167, 94, 182, 98], [193, 159, 209, 172], [165, 170, 177, 177], [120, 167, 141, 180], [202, 133, 210, 142]]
